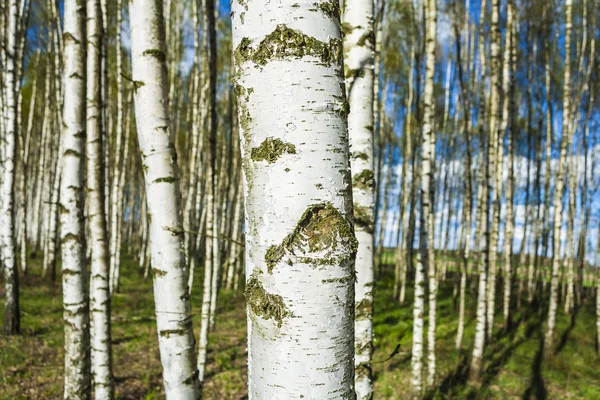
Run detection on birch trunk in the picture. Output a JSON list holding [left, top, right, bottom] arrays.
[[486, 0, 503, 341], [343, 0, 376, 394], [207, 0, 220, 333], [564, 154, 577, 314], [453, 0, 474, 348], [109, 0, 125, 295], [60, 0, 91, 396], [86, 0, 113, 397], [501, 0, 515, 329], [546, 0, 573, 352], [183, 0, 202, 271], [129, 0, 201, 396], [226, 177, 243, 289], [424, 0, 438, 388], [470, 0, 489, 378], [18, 50, 40, 274], [394, 46, 414, 304], [231, 2, 357, 397], [2, 0, 20, 335]]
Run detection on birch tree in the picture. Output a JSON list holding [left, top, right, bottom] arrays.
[[60, 0, 91, 396], [129, 0, 201, 397], [470, 0, 490, 380], [86, 0, 113, 397], [501, 0, 515, 329], [109, 0, 125, 295], [343, 0, 376, 396], [485, 0, 503, 341], [546, 0, 573, 352], [231, 1, 357, 397], [424, 0, 438, 388], [2, 0, 20, 336], [410, 0, 437, 392]]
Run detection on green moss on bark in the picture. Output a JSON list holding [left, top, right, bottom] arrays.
[[251, 137, 296, 163], [245, 275, 289, 327], [234, 25, 342, 67], [314, 0, 340, 20], [353, 169, 375, 190], [355, 298, 373, 320], [357, 30, 375, 47], [265, 202, 358, 272], [354, 204, 374, 233], [352, 151, 369, 161]]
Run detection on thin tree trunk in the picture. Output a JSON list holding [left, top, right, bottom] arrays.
[[129, 0, 201, 396], [394, 45, 414, 304], [470, 0, 490, 379], [60, 0, 91, 396], [546, 0, 573, 353], [424, 0, 438, 388], [501, 0, 515, 329], [485, 0, 503, 341], [109, 0, 125, 295], [343, 0, 376, 395], [2, 0, 21, 336], [86, 0, 113, 397]]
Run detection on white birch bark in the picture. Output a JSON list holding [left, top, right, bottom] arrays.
[[207, 0, 220, 332], [86, 0, 113, 397], [470, 0, 489, 379], [424, 0, 438, 388], [231, 1, 357, 397], [60, 0, 91, 396], [197, 169, 213, 382], [129, 0, 201, 396], [501, 0, 515, 328], [485, 0, 502, 341], [564, 154, 577, 314], [343, 0, 375, 396], [109, 0, 125, 295], [394, 46, 414, 305], [226, 178, 243, 289], [18, 50, 40, 274], [1, 0, 20, 335], [546, 0, 573, 352]]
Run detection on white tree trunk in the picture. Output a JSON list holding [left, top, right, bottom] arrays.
[[86, 0, 113, 397], [343, 0, 375, 396], [486, 0, 503, 341], [1, 0, 20, 335], [501, 0, 515, 328], [226, 178, 243, 289], [394, 46, 414, 305], [546, 0, 572, 352], [60, 0, 91, 396], [197, 169, 213, 383], [129, 0, 201, 396], [470, 0, 489, 378], [231, 2, 357, 397], [564, 156, 577, 314], [109, 0, 125, 295], [423, 0, 438, 388]]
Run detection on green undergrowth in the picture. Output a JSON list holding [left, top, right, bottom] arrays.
[[1, 250, 599, 399]]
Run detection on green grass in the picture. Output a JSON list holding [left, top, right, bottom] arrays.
[[1, 253, 599, 399]]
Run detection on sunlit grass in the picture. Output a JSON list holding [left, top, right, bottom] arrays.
[[1, 251, 598, 398]]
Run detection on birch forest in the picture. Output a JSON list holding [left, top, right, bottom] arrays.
[[2, 0, 600, 398]]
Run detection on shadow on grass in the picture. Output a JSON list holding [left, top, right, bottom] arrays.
[[522, 330, 547, 399], [431, 352, 471, 399], [555, 305, 578, 356]]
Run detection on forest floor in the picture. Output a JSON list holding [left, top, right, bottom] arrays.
[[1, 252, 600, 399]]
